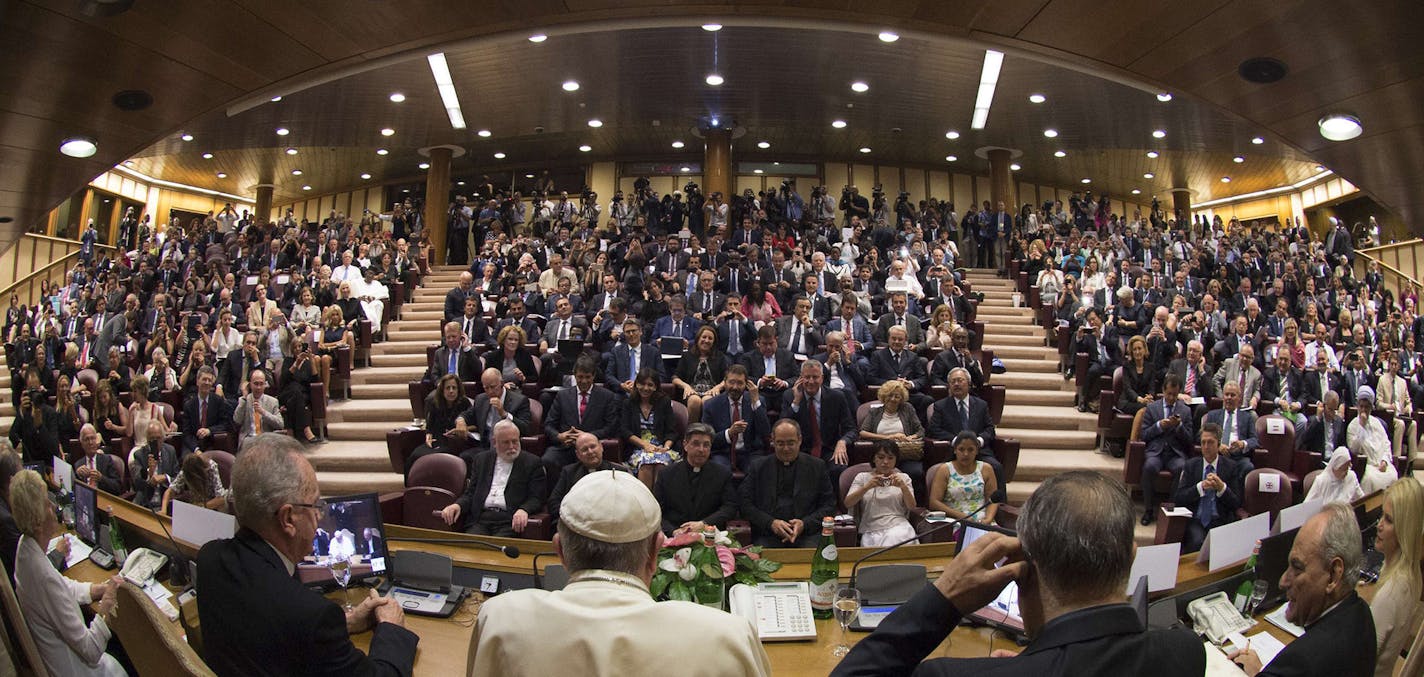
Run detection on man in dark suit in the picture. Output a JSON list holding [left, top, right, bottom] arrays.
[[1302, 349, 1343, 413], [538, 296, 590, 355], [547, 432, 631, 521], [427, 322, 483, 384], [1201, 381, 1258, 474], [454, 368, 534, 448], [586, 272, 624, 321], [1140, 374, 1195, 525], [70, 424, 123, 495], [492, 296, 543, 347], [835, 471, 1204, 677], [1171, 422, 1246, 553], [687, 271, 726, 323], [741, 326, 798, 405], [444, 272, 474, 322], [218, 331, 264, 403], [1261, 346, 1305, 419], [1295, 391, 1345, 459], [453, 296, 492, 347], [824, 296, 875, 351], [182, 366, 231, 454], [654, 423, 740, 535], [438, 420, 547, 537], [873, 292, 924, 349], [1228, 504, 1375, 677], [651, 297, 699, 352], [800, 274, 837, 326], [701, 365, 772, 471], [780, 361, 856, 484], [1075, 308, 1120, 411], [603, 320, 663, 396], [1168, 339, 1216, 414], [714, 296, 756, 358], [542, 357, 621, 466], [197, 435, 418, 677], [927, 366, 1003, 502], [739, 419, 836, 548], [866, 325, 934, 410], [813, 331, 867, 412], [775, 296, 824, 359], [929, 326, 985, 388]]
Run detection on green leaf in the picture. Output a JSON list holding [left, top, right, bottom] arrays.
[[667, 581, 692, 602], [756, 558, 783, 573], [696, 579, 723, 602], [649, 575, 670, 599], [700, 562, 724, 580]]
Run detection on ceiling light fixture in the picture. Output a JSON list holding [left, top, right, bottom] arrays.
[[702, 23, 722, 31], [477, 129, 491, 138], [945, 130, 960, 140], [427, 52, 468, 130], [1081, 178, 1091, 184], [1042, 128, 1058, 138], [380, 127, 395, 136], [578, 145, 592, 152], [1009, 163, 1021, 171], [418, 162, 430, 169], [1146, 151, 1159, 158], [1221, 177, 1231, 183], [680, 166, 691, 173], [216, 172, 227, 178], [878, 31, 899, 43], [971, 50, 1004, 130], [525, 174, 535, 178], [859, 147, 872, 153], [285, 148, 298, 155], [1233, 156, 1245, 163], [1152, 129, 1166, 138], [59, 136, 97, 157], [851, 81, 869, 93], [753, 169, 764, 174], [945, 155, 958, 162], [1131, 189, 1141, 195], [1157, 92, 1173, 102], [389, 93, 406, 103], [376, 148, 388, 155], [1028, 93, 1046, 104], [180, 133, 193, 141], [528, 34, 547, 43], [1318, 113, 1362, 141], [831, 120, 847, 129], [705, 73, 724, 86], [202, 153, 213, 159], [1143, 172, 1154, 179], [493, 152, 506, 159], [270, 96, 282, 102], [275, 127, 289, 136], [302, 185, 311, 191], [562, 80, 580, 92], [360, 173, 371, 180], [1054, 150, 1066, 158], [671, 140, 685, 149], [587, 119, 603, 128], [456, 181, 465, 186], [757, 141, 770, 149], [1251, 136, 1265, 145], [291, 170, 302, 176]]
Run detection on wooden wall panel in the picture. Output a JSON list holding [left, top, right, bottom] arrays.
[[952, 174, 974, 213], [928, 171, 951, 205]]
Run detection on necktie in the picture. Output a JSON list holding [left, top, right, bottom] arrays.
[[960, 400, 969, 426], [578, 391, 588, 422], [629, 348, 638, 379], [559, 321, 568, 341], [897, 315, 904, 327], [449, 352, 458, 376], [674, 321, 681, 339], [808, 396, 823, 457], [730, 397, 742, 449], [200, 399, 208, 428], [728, 320, 739, 354], [253, 401, 262, 434], [1199, 464, 1217, 527], [704, 292, 712, 313], [1186, 366, 1197, 394], [1224, 412, 1234, 446], [791, 323, 802, 354]]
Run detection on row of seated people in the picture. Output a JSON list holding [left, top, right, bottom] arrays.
[[395, 416, 1005, 550]]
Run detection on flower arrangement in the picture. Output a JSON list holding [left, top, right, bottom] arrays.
[[651, 529, 782, 606]]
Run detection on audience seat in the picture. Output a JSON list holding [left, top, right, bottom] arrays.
[[1242, 468, 1295, 522], [402, 487, 459, 531], [112, 580, 216, 677], [519, 399, 545, 455], [1251, 415, 1302, 492], [520, 458, 564, 541], [1097, 367, 1135, 448], [1302, 469, 1322, 497], [386, 426, 425, 477], [207, 450, 236, 488]]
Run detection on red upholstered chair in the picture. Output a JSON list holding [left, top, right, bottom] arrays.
[[390, 281, 406, 319], [974, 385, 1006, 425], [402, 488, 459, 531], [1242, 468, 1295, 522], [208, 432, 237, 454], [386, 426, 426, 477], [521, 459, 564, 541], [520, 398, 545, 455], [669, 401, 689, 440], [106, 453, 133, 498], [407, 454, 467, 495], [407, 381, 434, 420], [1302, 469, 1322, 497], [355, 319, 373, 367], [308, 381, 328, 437], [331, 346, 353, 399], [837, 462, 931, 544], [1252, 415, 1301, 492], [206, 450, 236, 488], [75, 369, 100, 396], [1098, 367, 1135, 444]]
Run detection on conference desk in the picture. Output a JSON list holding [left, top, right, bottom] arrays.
[[82, 490, 1381, 675]]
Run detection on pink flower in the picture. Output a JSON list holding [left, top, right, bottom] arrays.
[[729, 547, 760, 561], [715, 546, 736, 576], [664, 531, 701, 548]]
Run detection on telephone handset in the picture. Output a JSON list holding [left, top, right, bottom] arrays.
[[120, 547, 170, 586], [728, 582, 817, 642]]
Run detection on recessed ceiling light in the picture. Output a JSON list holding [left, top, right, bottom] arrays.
[[878, 31, 899, 43], [1131, 189, 1141, 195], [1233, 156, 1245, 163], [1081, 178, 1092, 184], [360, 173, 371, 180], [757, 141, 770, 149], [753, 169, 764, 174], [1157, 92, 1173, 102], [285, 148, 298, 155], [587, 119, 603, 128], [671, 140, 685, 149], [831, 120, 847, 129], [202, 153, 213, 159], [302, 185, 311, 191], [59, 137, 97, 157], [418, 162, 430, 170], [578, 145, 592, 152], [216, 172, 226, 178], [945, 155, 958, 162], [180, 133, 193, 141], [859, 147, 872, 153], [1146, 151, 1159, 158], [270, 96, 282, 102], [562, 80, 580, 92], [528, 34, 547, 43], [1251, 136, 1265, 145], [275, 127, 289, 136], [1152, 129, 1166, 138], [1043, 128, 1058, 138], [1318, 113, 1362, 141], [850, 81, 869, 93], [702, 23, 722, 31], [945, 130, 960, 140], [1054, 150, 1066, 158], [493, 152, 506, 159], [680, 166, 691, 172], [403, 189, 410, 193], [1143, 172, 1154, 179], [477, 129, 491, 138], [525, 174, 535, 179], [291, 170, 302, 176], [456, 181, 465, 185], [705, 73, 724, 86], [1221, 176, 1231, 183], [1028, 93, 1046, 104], [1316, 165, 1327, 172], [380, 128, 395, 136], [376, 148, 388, 155], [389, 93, 406, 103]]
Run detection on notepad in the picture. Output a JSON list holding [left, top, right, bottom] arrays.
[[1225, 631, 1287, 666], [46, 534, 93, 569]]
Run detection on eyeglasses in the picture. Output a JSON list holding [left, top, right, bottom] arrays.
[[285, 498, 328, 519]]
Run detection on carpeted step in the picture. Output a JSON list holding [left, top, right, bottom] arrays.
[[316, 471, 404, 497], [1004, 389, 1076, 407], [980, 334, 1046, 347], [987, 345, 1058, 360], [982, 323, 1042, 336], [371, 353, 429, 368], [304, 440, 394, 473], [996, 427, 1097, 449], [351, 383, 412, 400], [1013, 448, 1121, 483], [998, 358, 1059, 374], [351, 366, 425, 385], [999, 404, 1098, 431], [326, 421, 398, 441], [327, 398, 416, 423], [990, 372, 1073, 391], [370, 340, 437, 356], [400, 309, 444, 322], [975, 308, 1036, 320]]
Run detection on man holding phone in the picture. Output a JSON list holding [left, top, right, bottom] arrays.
[[1139, 373, 1195, 525]]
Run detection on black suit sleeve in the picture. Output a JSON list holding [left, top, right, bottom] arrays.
[[516, 456, 547, 514], [830, 584, 963, 677], [309, 599, 419, 677], [738, 461, 774, 532], [707, 469, 740, 528]]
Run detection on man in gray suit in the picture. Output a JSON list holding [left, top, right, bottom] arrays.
[[1140, 373, 1194, 525], [232, 369, 284, 445], [1214, 343, 1263, 410], [873, 291, 924, 349], [1201, 381, 1258, 474], [538, 296, 588, 355]]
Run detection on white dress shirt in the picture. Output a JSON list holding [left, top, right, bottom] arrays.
[[484, 458, 515, 510]]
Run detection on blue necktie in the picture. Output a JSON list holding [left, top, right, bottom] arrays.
[[1199, 464, 1217, 527]]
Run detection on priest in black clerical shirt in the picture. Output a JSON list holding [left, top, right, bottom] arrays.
[[654, 423, 739, 535]]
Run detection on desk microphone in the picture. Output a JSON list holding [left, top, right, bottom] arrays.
[[848, 500, 993, 593], [146, 505, 192, 589], [531, 551, 559, 589], [386, 536, 520, 559]]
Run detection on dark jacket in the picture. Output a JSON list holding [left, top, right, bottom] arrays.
[[456, 450, 548, 521], [780, 388, 857, 458], [457, 390, 534, 442], [738, 453, 836, 541], [427, 346, 482, 384], [548, 460, 630, 520], [197, 529, 419, 677], [654, 460, 740, 534], [927, 395, 997, 453], [544, 386, 621, 444], [1259, 591, 1374, 677]]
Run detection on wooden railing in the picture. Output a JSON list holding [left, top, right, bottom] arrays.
[[0, 234, 116, 306], [1354, 238, 1423, 297]]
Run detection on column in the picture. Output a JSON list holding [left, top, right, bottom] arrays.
[[253, 184, 274, 224], [423, 146, 453, 265], [704, 129, 732, 202], [986, 148, 1014, 211]]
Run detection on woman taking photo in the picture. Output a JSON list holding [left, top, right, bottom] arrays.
[[923, 304, 958, 351], [161, 452, 227, 514], [125, 374, 174, 452], [279, 335, 322, 444], [54, 375, 85, 443], [857, 380, 927, 487], [672, 325, 726, 423], [10, 469, 128, 675], [491, 325, 538, 387], [929, 431, 999, 525], [90, 381, 127, 447], [845, 441, 917, 547], [621, 368, 680, 488], [405, 374, 474, 475], [1368, 477, 1423, 677]]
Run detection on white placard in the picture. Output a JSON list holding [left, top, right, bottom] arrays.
[[1266, 418, 1285, 435], [1258, 472, 1282, 494], [276, 274, 291, 284], [1275, 500, 1324, 534], [52, 456, 73, 494], [1126, 542, 1182, 594], [1199, 511, 1272, 571], [171, 500, 237, 548]]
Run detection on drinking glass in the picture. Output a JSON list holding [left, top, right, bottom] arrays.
[[329, 556, 354, 610], [1246, 579, 1269, 616], [833, 586, 861, 657]]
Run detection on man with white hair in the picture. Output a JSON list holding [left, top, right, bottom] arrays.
[[468, 469, 770, 676], [197, 434, 418, 675]]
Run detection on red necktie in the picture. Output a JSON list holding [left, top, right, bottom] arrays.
[[808, 396, 823, 457], [729, 397, 742, 449], [578, 392, 588, 422]]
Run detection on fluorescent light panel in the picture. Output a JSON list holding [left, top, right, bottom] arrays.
[[971, 50, 1003, 130], [427, 53, 467, 130]]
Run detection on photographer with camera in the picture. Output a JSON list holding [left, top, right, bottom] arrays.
[[9, 370, 61, 468], [447, 196, 473, 265], [839, 186, 869, 228], [704, 191, 728, 233]]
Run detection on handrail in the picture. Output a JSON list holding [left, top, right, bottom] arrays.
[[1357, 251, 1422, 291], [1357, 238, 1423, 256], [21, 232, 119, 251], [0, 250, 81, 299]]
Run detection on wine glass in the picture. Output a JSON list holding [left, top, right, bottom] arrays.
[[833, 586, 861, 657], [1246, 579, 1269, 617], [329, 556, 354, 610]]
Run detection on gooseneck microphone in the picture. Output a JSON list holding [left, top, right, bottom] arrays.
[[385, 536, 520, 559], [848, 499, 994, 592], [531, 551, 559, 589], [145, 505, 196, 588]]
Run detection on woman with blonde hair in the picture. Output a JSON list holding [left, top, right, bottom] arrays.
[[1369, 477, 1423, 677], [923, 304, 957, 351], [858, 379, 927, 486]]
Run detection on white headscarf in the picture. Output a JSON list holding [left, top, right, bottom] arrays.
[[1305, 447, 1365, 504]]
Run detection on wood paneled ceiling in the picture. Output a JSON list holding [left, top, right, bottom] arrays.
[[2, 0, 1420, 249]]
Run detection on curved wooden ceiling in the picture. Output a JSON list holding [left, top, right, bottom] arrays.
[[2, 0, 1420, 249]]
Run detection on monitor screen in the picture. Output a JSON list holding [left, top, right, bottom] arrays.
[[72, 482, 98, 546], [304, 493, 388, 581]]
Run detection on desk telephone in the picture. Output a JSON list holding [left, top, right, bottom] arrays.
[[728, 582, 817, 641], [120, 548, 169, 586]]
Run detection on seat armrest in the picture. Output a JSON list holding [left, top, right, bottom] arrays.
[[386, 426, 426, 475], [1074, 352, 1089, 388], [379, 492, 404, 526], [523, 513, 553, 541], [993, 504, 1020, 530], [834, 524, 858, 549], [1154, 504, 1190, 545], [995, 438, 1019, 486], [1098, 390, 1118, 428], [1124, 440, 1147, 484]]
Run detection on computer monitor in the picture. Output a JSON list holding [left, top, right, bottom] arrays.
[[955, 522, 1023, 633], [72, 482, 98, 546], [1255, 526, 1298, 610], [304, 493, 388, 583]]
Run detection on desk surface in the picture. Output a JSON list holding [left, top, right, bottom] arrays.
[[87, 491, 1381, 675]]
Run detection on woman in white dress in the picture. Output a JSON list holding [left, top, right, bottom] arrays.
[[1368, 477, 1423, 677], [9, 470, 127, 676], [844, 441, 918, 547], [1347, 386, 1399, 494], [1304, 448, 1365, 504]]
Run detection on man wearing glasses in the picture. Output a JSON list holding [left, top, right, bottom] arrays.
[[197, 434, 418, 675]]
